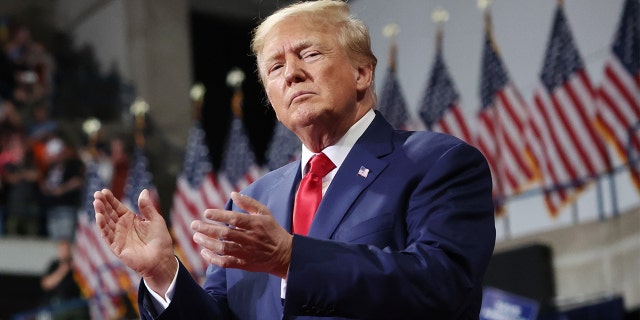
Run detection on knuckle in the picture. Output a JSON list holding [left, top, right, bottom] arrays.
[[218, 227, 231, 239]]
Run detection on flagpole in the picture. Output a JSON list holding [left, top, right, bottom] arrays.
[[431, 7, 448, 54], [608, 168, 619, 218], [383, 23, 400, 74], [190, 82, 206, 121], [82, 117, 102, 160], [477, 0, 511, 237], [227, 67, 246, 119], [130, 97, 150, 149]]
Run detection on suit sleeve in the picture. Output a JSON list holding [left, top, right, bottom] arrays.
[[284, 142, 496, 319], [138, 260, 232, 319]]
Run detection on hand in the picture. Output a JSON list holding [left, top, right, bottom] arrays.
[[58, 259, 71, 273], [191, 192, 293, 279], [93, 189, 177, 296]]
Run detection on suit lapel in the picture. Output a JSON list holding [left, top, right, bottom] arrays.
[[264, 161, 301, 233], [308, 113, 394, 239]]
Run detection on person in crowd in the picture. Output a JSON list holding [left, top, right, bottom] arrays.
[[2, 131, 41, 236], [93, 1, 496, 319], [41, 239, 89, 319], [41, 135, 84, 240], [107, 134, 130, 200]]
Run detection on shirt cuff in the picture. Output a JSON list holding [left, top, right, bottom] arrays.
[[281, 279, 287, 299], [143, 257, 180, 311]]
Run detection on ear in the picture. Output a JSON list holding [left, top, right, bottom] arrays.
[[355, 63, 374, 93]]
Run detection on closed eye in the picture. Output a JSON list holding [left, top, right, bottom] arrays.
[[302, 51, 321, 61], [268, 63, 284, 75]]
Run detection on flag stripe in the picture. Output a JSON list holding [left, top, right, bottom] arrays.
[[534, 87, 579, 183]]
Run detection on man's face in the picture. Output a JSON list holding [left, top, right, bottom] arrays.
[[258, 17, 370, 146]]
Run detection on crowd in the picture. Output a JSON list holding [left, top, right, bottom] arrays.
[[0, 21, 129, 243], [0, 21, 136, 319]]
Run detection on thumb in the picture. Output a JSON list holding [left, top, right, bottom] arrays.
[[138, 189, 160, 220], [230, 191, 271, 216]]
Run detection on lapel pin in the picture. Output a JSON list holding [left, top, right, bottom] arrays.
[[358, 166, 370, 178]]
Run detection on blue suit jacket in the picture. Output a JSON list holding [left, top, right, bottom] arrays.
[[139, 113, 496, 319]]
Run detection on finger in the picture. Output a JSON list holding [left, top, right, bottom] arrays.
[[93, 191, 115, 243], [200, 248, 244, 269], [97, 189, 127, 229], [138, 189, 161, 222], [191, 219, 223, 237], [101, 189, 132, 218], [230, 192, 272, 216], [202, 208, 251, 230], [93, 195, 108, 229], [93, 191, 106, 221], [191, 219, 250, 244], [193, 232, 242, 257], [93, 190, 116, 228]]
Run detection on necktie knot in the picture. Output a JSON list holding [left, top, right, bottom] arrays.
[[307, 152, 335, 179]]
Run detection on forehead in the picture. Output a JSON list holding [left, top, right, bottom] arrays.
[[259, 17, 338, 59]]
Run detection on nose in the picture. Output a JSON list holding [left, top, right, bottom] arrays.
[[284, 58, 305, 84]]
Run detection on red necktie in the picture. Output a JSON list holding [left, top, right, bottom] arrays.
[[293, 153, 335, 235]]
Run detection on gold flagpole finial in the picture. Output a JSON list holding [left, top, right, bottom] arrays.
[[382, 23, 400, 39], [226, 67, 245, 91], [130, 97, 150, 118], [431, 7, 449, 25], [477, 0, 493, 11], [190, 82, 206, 103], [82, 117, 101, 138]]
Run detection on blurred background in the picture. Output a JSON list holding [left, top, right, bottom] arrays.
[[0, 0, 638, 319]]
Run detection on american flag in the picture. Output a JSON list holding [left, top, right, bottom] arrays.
[[170, 124, 224, 279], [528, 5, 611, 216], [419, 30, 472, 143], [595, 0, 640, 189], [378, 40, 411, 130], [74, 160, 135, 319], [475, 15, 536, 214], [218, 115, 265, 196], [266, 121, 300, 171]]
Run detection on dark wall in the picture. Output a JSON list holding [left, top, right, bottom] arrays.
[[0, 273, 42, 319], [483, 243, 557, 316], [190, 11, 277, 170]]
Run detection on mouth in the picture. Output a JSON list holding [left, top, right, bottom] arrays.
[[289, 91, 313, 106]]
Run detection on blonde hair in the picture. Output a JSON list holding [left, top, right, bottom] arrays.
[[251, 0, 377, 78]]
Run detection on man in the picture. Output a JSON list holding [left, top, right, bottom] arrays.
[[93, 1, 496, 319], [41, 240, 90, 319]]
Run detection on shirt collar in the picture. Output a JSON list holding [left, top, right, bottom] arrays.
[[300, 108, 375, 175]]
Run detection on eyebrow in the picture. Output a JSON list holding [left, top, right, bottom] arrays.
[[263, 39, 316, 63]]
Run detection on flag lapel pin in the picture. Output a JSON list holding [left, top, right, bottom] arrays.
[[358, 166, 370, 178]]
